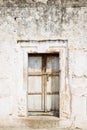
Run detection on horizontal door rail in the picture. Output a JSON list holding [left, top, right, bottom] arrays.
[[28, 71, 61, 76], [28, 92, 59, 95], [47, 92, 59, 95]]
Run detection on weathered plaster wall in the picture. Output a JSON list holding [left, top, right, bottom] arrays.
[[0, 0, 87, 128]]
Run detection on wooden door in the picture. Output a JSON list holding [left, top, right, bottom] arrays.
[[28, 54, 59, 116]]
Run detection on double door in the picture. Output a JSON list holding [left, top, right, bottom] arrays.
[[28, 54, 60, 116]]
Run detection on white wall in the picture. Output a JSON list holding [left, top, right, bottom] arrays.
[[0, 0, 87, 128]]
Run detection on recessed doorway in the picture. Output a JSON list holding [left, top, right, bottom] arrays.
[[27, 54, 60, 117], [19, 40, 70, 119]]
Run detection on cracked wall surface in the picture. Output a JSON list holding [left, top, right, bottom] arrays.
[[0, 0, 87, 128]]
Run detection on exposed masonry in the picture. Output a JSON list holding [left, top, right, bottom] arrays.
[[0, 0, 87, 129]]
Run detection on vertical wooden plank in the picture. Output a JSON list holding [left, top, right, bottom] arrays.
[[28, 55, 43, 112], [46, 55, 59, 115], [42, 55, 47, 112]]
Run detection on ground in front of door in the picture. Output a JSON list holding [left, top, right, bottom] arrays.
[[0, 127, 85, 130], [0, 116, 85, 130]]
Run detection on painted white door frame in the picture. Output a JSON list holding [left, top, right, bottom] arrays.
[[18, 40, 70, 119]]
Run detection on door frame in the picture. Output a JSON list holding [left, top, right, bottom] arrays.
[[18, 40, 70, 119]]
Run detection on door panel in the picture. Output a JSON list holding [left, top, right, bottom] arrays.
[[28, 95, 42, 111], [47, 76, 59, 92], [28, 56, 42, 73], [28, 76, 42, 93], [46, 56, 59, 73], [47, 95, 59, 111]]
